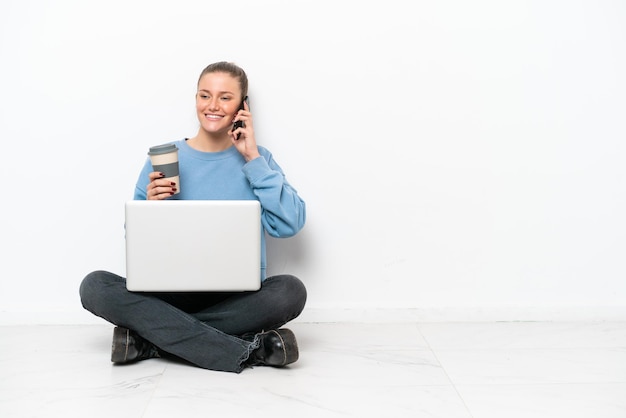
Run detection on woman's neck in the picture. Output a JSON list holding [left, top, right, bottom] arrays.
[[187, 130, 232, 152]]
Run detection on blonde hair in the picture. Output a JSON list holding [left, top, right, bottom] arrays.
[[197, 61, 248, 100]]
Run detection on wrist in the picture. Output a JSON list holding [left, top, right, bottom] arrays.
[[245, 152, 261, 162]]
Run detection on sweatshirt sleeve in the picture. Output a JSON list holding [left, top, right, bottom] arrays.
[[242, 152, 306, 238]]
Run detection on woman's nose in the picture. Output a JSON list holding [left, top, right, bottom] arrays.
[[207, 98, 219, 110]]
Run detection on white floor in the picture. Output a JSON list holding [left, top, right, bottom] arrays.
[[1, 321, 625, 418]]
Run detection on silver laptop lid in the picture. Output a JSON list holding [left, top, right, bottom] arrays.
[[125, 200, 261, 292]]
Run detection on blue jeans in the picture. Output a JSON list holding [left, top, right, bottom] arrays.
[[79, 270, 307, 373]]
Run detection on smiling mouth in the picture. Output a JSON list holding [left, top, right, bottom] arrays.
[[204, 114, 223, 120]]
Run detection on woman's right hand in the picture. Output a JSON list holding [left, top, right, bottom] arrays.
[[146, 171, 177, 200]]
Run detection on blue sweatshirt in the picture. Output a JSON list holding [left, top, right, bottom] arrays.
[[133, 139, 306, 281]]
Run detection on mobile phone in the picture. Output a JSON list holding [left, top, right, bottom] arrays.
[[233, 96, 249, 139]]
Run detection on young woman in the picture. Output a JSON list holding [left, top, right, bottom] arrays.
[[79, 61, 307, 373]]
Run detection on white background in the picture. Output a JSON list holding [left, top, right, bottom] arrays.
[[1, 0, 625, 323]]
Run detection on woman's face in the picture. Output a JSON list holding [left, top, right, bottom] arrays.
[[195, 72, 242, 137]]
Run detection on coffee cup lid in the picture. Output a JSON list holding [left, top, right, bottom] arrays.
[[148, 143, 178, 156]]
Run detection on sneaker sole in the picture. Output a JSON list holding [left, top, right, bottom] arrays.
[[276, 328, 299, 365], [111, 327, 130, 363]]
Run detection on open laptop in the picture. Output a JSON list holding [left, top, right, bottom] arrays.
[[124, 200, 261, 292]]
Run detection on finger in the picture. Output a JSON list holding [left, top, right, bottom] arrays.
[[148, 171, 165, 182], [154, 180, 177, 190], [230, 126, 244, 141], [149, 192, 170, 200], [149, 186, 177, 200], [147, 177, 171, 191], [239, 113, 252, 130], [148, 177, 176, 193]]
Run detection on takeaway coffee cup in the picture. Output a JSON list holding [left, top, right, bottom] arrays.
[[148, 143, 180, 195]]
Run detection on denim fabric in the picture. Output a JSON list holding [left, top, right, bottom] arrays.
[[79, 270, 307, 373]]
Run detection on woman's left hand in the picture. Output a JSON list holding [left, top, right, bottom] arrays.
[[230, 100, 261, 162]]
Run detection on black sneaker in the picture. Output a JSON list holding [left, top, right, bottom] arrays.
[[111, 327, 160, 364], [247, 329, 299, 367]]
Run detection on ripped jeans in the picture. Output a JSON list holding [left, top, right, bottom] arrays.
[[79, 270, 307, 373]]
